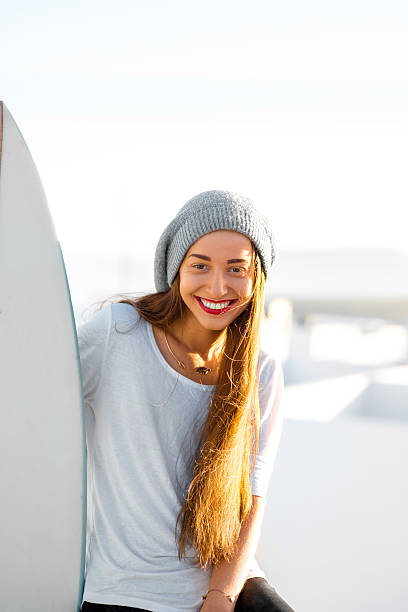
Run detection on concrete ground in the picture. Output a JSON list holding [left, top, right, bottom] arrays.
[[257, 315, 408, 611], [257, 416, 407, 611]]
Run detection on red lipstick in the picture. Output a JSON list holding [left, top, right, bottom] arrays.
[[194, 296, 238, 315]]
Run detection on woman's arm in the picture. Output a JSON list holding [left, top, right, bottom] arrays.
[[201, 357, 283, 610], [201, 495, 266, 611]]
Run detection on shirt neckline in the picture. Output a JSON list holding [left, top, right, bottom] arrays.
[[146, 319, 216, 391]]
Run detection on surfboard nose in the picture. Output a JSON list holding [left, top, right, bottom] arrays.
[[0, 103, 86, 612]]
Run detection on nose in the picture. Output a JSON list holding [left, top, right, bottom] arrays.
[[206, 268, 229, 298]]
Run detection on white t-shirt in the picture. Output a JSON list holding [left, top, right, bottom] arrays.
[[77, 302, 284, 612]]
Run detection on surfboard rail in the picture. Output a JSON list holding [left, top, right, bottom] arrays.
[[0, 101, 86, 611]]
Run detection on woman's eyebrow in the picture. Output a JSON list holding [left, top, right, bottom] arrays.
[[188, 254, 249, 264]]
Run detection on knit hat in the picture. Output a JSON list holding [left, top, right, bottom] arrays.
[[154, 190, 276, 292]]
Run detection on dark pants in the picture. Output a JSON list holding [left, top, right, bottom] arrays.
[[81, 577, 295, 611]]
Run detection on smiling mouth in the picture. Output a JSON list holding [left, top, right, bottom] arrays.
[[194, 296, 238, 315]]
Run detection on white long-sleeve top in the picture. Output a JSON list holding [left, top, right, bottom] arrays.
[[77, 302, 284, 611]]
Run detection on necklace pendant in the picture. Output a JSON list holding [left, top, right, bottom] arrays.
[[195, 366, 211, 375]]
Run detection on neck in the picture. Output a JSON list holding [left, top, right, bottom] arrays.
[[168, 313, 227, 362]]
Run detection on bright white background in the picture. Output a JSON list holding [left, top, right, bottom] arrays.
[[1, 0, 407, 268]]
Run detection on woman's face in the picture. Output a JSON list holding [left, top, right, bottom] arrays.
[[178, 230, 254, 331]]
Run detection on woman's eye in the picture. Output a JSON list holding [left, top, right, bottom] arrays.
[[191, 264, 247, 274]]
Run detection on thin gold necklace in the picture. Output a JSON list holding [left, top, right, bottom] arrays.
[[163, 328, 211, 375]]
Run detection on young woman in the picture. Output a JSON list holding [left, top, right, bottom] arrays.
[[78, 190, 294, 612]]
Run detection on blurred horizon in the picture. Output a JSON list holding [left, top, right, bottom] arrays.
[[66, 244, 408, 323]]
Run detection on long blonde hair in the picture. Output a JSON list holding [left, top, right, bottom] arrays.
[[114, 250, 265, 567]]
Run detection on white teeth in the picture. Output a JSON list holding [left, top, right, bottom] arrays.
[[199, 298, 232, 310]]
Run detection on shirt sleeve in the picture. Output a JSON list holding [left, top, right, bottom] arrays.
[[77, 304, 112, 405], [250, 353, 285, 499]]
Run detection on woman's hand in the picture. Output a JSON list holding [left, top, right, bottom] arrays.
[[200, 591, 236, 611]]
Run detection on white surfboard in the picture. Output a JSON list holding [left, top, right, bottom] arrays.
[[0, 102, 86, 611]]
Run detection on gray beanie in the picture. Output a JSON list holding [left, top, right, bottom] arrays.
[[154, 190, 276, 292]]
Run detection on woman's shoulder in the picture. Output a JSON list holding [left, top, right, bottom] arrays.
[[257, 349, 285, 421], [77, 302, 112, 347], [258, 348, 282, 381], [109, 301, 145, 340], [77, 301, 141, 346], [111, 301, 141, 324]]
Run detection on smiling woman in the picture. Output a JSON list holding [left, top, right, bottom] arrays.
[[78, 190, 294, 612], [180, 231, 254, 323]]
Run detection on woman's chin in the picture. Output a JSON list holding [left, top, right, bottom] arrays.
[[188, 304, 241, 331]]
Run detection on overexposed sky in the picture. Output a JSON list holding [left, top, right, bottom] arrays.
[[2, 0, 407, 262]]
